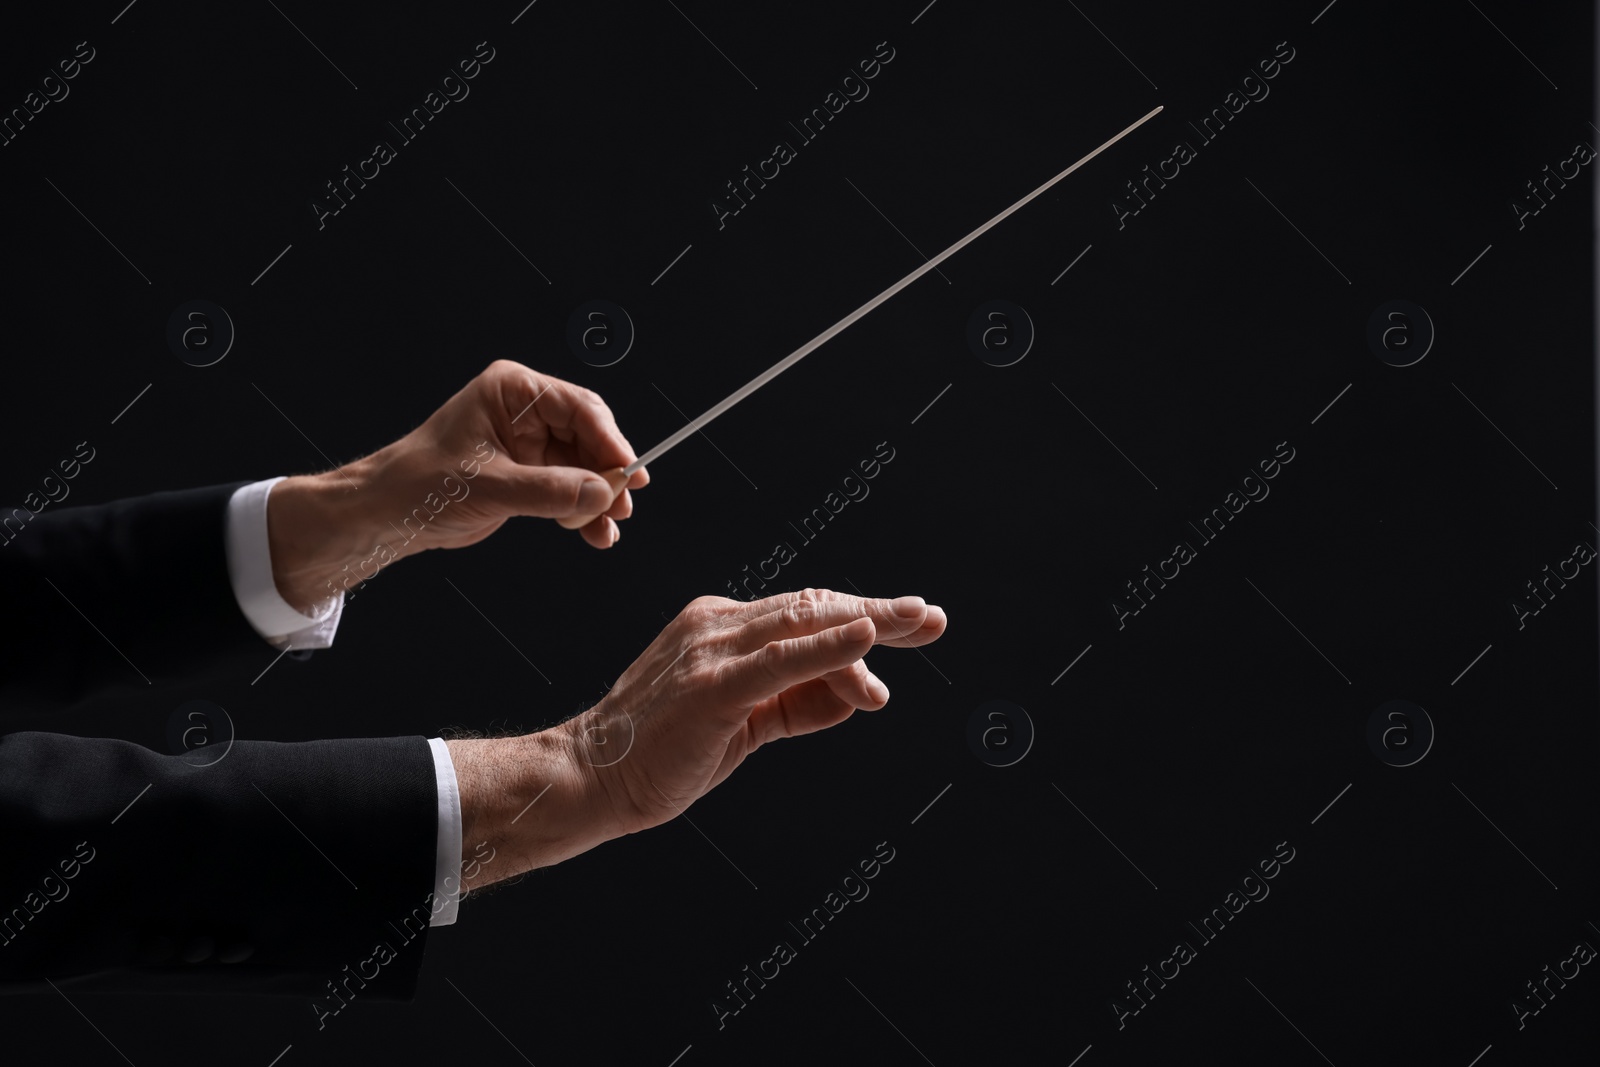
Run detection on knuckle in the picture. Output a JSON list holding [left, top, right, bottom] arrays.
[[684, 595, 726, 622], [782, 602, 815, 630], [489, 359, 527, 386]]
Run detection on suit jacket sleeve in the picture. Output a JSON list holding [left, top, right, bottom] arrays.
[[0, 731, 440, 1003], [0, 484, 440, 1002], [0, 481, 282, 710]]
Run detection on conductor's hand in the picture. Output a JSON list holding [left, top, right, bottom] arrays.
[[447, 589, 947, 892], [266, 360, 649, 611]]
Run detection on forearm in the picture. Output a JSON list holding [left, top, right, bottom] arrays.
[[447, 725, 617, 894]]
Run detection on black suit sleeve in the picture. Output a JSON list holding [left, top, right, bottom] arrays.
[[0, 484, 442, 1003], [0, 731, 439, 1004], [0, 481, 285, 711]]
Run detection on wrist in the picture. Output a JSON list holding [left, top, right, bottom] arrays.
[[265, 458, 386, 612], [450, 724, 617, 893]]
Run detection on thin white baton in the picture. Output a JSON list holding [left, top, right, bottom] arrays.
[[560, 104, 1164, 530]]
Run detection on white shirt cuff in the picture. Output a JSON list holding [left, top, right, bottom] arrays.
[[224, 477, 343, 648], [225, 480, 459, 926], [427, 737, 463, 926]]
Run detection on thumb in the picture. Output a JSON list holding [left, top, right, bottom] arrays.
[[487, 463, 614, 518]]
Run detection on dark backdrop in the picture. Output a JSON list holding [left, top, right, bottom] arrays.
[[2, 1, 1596, 1064]]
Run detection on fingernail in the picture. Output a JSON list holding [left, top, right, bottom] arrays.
[[579, 480, 612, 511], [843, 617, 873, 640], [890, 595, 925, 618], [610, 521, 620, 546], [866, 673, 889, 703]]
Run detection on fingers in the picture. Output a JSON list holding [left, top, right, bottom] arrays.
[[579, 515, 620, 549], [732, 589, 945, 652], [746, 660, 890, 747], [746, 678, 848, 747], [821, 658, 890, 709], [497, 364, 650, 488], [720, 617, 878, 708], [879, 603, 946, 645], [485, 463, 621, 521], [573, 489, 629, 548]]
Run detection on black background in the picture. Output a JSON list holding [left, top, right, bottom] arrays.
[[2, 1, 1596, 1064]]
